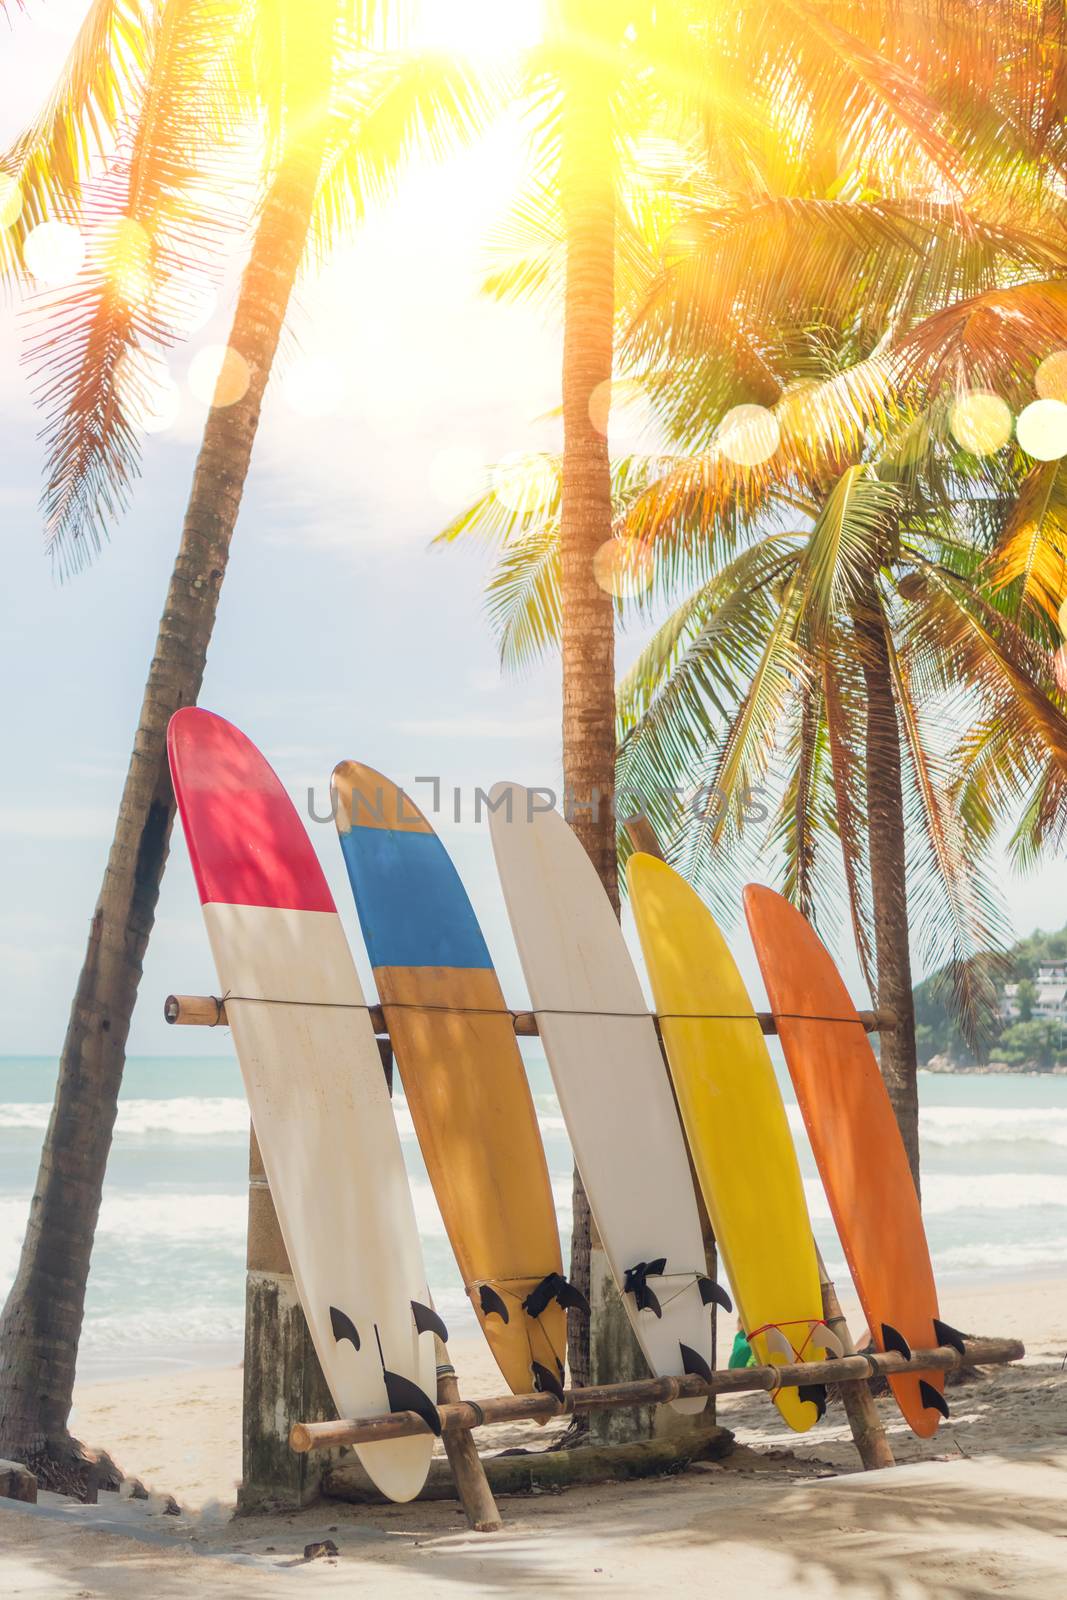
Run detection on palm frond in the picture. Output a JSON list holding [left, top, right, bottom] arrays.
[[28, 0, 240, 573], [485, 523, 561, 672], [1, 0, 153, 282]]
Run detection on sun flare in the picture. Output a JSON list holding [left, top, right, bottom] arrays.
[[412, 0, 545, 59]]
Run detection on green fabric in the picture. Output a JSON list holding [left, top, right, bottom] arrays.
[[729, 1330, 755, 1369]]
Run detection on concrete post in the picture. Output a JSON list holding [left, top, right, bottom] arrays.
[[237, 1128, 339, 1511]]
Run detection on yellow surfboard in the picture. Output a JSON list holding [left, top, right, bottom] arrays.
[[628, 854, 833, 1432]]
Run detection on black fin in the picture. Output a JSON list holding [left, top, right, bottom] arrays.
[[524, 1272, 589, 1320], [383, 1370, 441, 1436], [555, 1279, 591, 1316], [478, 1284, 510, 1324], [697, 1276, 732, 1314], [531, 1361, 565, 1404], [798, 1383, 827, 1420], [919, 1379, 950, 1419], [679, 1342, 712, 1383], [623, 1261, 663, 1318], [647, 1257, 668, 1276], [329, 1306, 360, 1351], [881, 1322, 912, 1361], [411, 1301, 448, 1342], [932, 1318, 966, 1357]]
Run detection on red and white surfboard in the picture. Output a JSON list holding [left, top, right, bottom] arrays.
[[168, 707, 440, 1503]]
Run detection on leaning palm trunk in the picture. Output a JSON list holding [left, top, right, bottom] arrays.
[[853, 585, 921, 1193], [0, 137, 325, 1489], [557, 0, 624, 1400]]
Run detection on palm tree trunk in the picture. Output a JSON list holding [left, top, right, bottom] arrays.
[[853, 587, 921, 1194], [0, 141, 324, 1490], [557, 0, 620, 1398]]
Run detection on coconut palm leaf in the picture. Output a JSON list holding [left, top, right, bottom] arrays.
[[28, 0, 241, 573], [1, 0, 154, 282], [485, 523, 562, 672], [884, 621, 1009, 1050], [987, 458, 1067, 624]]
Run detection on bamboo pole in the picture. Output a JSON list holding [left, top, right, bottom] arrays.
[[816, 1248, 895, 1471], [290, 1337, 1022, 1452], [433, 1337, 502, 1533], [163, 992, 896, 1038]]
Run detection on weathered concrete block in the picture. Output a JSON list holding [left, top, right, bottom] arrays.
[[0, 1460, 38, 1503]]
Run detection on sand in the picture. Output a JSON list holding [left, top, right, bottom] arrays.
[[2, 1274, 1065, 1597]]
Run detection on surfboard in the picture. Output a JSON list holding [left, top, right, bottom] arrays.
[[332, 763, 570, 1402], [488, 786, 720, 1411], [743, 884, 952, 1436], [168, 709, 440, 1503], [627, 854, 837, 1432]]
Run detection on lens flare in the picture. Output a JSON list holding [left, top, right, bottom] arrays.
[[115, 349, 179, 434], [948, 391, 1012, 456], [24, 221, 84, 285], [491, 452, 557, 515], [0, 174, 22, 229], [1036, 351, 1067, 404], [716, 404, 780, 467], [593, 538, 654, 599], [1017, 398, 1067, 462], [92, 216, 151, 302], [282, 355, 347, 418], [429, 445, 486, 507], [188, 344, 250, 408]]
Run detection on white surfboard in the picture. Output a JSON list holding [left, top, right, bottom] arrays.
[[488, 783, 721, 1409], [169, 708, 440, 1503]]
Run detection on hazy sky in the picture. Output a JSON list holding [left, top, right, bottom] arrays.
[[3, 3, 1067, 1058]]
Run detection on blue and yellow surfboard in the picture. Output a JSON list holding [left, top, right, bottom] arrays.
[[333, 762, 571, 1399]]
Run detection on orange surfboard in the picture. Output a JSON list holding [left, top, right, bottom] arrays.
[[744, 884, 956, 1438]]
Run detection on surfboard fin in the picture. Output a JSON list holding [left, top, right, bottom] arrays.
[[679, 1342, 712, 1384], [523, 1272, 590, 1320], [933, 1319, 966, 1357], [478, 1284, 510, 1324], [919, 1380, 950, 1420], [329, 1306, 360, 1351], [697, 1276, 732, 1314], [763, 1327, 795, 1362], [814, 1322, 845, 1359], [881, 1323, 912, 1361], [411, 1301, 448, 1342], [623, 1259, 667, 1318], [383, 1370, 442, 1436], [531, 1361, 566, 1405], [798, 1383, 827, 1420]]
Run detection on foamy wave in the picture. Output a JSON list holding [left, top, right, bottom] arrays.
[[804, 1171, 1067, 1221], [919, 1105, 1067, 1150], [0, 1097, 250, 1138], [786, 1100, 1067, 1153]]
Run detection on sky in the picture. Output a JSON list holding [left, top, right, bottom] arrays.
[[2, 3, 1067, 1058]]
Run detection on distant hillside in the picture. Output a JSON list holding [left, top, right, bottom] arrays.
[[915, 922, 1067, 1071]]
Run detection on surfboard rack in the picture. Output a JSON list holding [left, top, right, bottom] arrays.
[[290, 1334, 1024, 1455], [163, 993, 898, 1037]]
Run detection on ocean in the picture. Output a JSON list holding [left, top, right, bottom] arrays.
[[1, 1053, 1064, 1383]]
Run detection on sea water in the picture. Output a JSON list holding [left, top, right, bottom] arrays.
[[1, 1053, 1064, 1382]]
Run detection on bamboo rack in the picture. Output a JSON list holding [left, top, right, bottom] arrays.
[[290, 1337, 1024, 1453], [164, 993, 897, 1037]]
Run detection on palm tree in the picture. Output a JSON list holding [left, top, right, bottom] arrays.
[[0, 0, 482, 1487], [439, 0, 1067, 1192]]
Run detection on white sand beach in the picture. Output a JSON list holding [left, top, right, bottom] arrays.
[[1, 1274, 1063, 1597]]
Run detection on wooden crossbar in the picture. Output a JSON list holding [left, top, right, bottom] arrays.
[[290, 1337, 1023, 1453], [164, 992, 897, 1037]]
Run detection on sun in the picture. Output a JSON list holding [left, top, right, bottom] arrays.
[[413, 0, 545, 58]]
